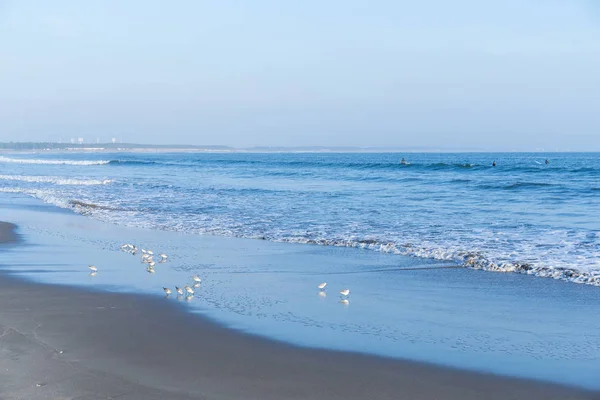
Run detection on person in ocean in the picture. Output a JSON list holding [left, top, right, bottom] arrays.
[[492, 161, 496, 167], [400, 158, 407, 165], [545, 159, 549, 165]]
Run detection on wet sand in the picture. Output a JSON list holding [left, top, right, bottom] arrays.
[[0, 221, 18, 243], [1, 222, 599, 399]]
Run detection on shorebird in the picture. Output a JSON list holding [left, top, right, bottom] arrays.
[[193, 282, 201, 288], [184, 285, 194, 295], [339, 289, 350, 298], [147, 250, 154, 256], [148, 261, 156, 268], [192, 275, 201, 283], [159, 253, 167, 261], [163, 287, 172, 295], [88, 265, 98, 272], [175, 286, 184, 295], [318, 282, 327, 290], [146, 265, 155, 273]]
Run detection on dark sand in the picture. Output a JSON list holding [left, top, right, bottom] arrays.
[[0, 223, 598, 400], [0, 221, 18, 244]]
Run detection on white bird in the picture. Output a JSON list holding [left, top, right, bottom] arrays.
[[148, 261, 156, 268], [339, 289, 350, 297], [184, 285, 194, 295], [318, 282, 327, 290], [175, 286, 184, 295], [193, 282, 201, 288], [88, 265, 98, 272], [163, 287, 172, 295], [141, 249, 147, 254], [192, 276, 201, 283], [147, 250, 154, 256], [146, 266, 155, 274], [159, 253, 167, 261]]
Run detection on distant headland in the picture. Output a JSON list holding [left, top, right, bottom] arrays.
[[0, 142, 510, 153]]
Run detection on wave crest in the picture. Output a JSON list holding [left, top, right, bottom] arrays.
[[0, 174, 112, 185], [0, 156, 109, 166]]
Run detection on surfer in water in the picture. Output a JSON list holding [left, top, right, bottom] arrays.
[[545, 159, 549, 165], [400, 158, 408, 165], [492, 161, 497, 167]]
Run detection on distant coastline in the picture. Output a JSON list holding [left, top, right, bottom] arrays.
[[0, 142, 586, 153]]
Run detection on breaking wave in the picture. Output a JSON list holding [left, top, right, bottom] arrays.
[[0, 156, 110, 166], [0, 174, 112, 185]]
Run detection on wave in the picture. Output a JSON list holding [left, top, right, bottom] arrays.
[[0, 174, 112, 185], [108, 160, 158, 166], [477, 182, 557, 190], [2, 187, 599, 288], [68, 200, 134, 212], [0, 156, 109, 166]]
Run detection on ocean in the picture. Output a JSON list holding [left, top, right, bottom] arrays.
[[1, 151, 599, 285], [1, 151, 600, 388]]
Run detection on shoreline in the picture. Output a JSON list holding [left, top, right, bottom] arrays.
[[0, 221, 18, 243], [1, 221, 599, 399]]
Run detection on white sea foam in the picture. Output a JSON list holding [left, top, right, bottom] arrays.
[[0, 174, 112, 185], [2, 187, 599, 288], [0, 156, 109, 165]]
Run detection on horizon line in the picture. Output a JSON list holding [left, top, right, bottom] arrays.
[[0, 141, 598, 153]]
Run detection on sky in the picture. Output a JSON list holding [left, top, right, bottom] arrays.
[[0, 0, 599, 150]]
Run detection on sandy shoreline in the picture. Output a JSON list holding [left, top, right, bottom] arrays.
[[0, 222, 598, 399], [0, 221, 18, 244]]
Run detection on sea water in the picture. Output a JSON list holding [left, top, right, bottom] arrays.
[[1, 152, 599, 284]]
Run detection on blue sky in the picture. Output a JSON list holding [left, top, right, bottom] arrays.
[[0, 0, 599, 150]]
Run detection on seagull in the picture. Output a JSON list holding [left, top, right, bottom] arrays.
[[184, 285, 194, 295], [88, 265, 98, 272], [192, 276, 201, 283], [318, 282, 327, 290], [339, 289, 350, 297], [163, 287, 172, 295], [175, 286, 184, 295]]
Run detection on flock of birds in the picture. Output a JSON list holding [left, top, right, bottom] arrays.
[[89, 243, 351, 304], [88, 243, 201, 300], [318, 282, 351, 304]]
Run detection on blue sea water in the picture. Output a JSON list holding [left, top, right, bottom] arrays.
[[1, 151, 600, 388], [1, 152, 599, 284]]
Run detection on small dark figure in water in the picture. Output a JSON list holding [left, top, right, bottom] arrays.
[[545, 159, 549, 165], [400, 157, 407, 165], [492, 161, 497, 167]]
